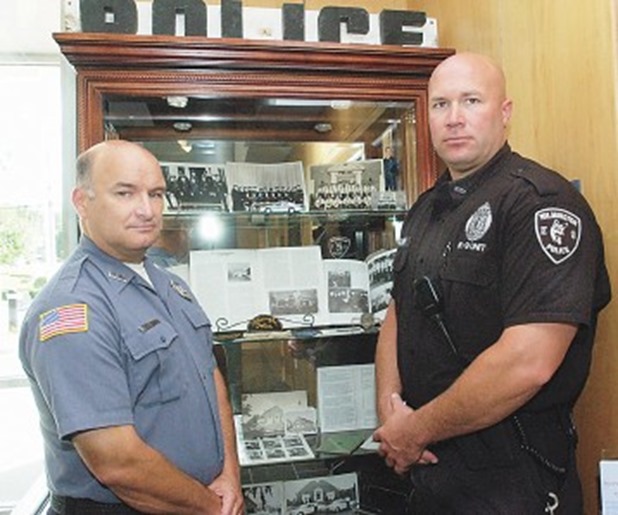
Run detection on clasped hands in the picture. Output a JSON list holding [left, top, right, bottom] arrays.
[[372, 393, 438, 475]]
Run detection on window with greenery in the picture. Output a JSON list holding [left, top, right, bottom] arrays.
[[0, 63, 63, 512]]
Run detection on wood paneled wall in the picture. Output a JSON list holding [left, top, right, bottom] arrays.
[[405, 1, 618, 513]]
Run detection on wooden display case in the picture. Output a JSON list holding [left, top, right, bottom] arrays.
[[56, 32, 453, 513]]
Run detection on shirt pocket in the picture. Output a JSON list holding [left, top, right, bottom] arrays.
[[439, 253, 501, 353], [180, 302, 216, 370], [441, 253, 496, 287], [125, 321, 186, 408]]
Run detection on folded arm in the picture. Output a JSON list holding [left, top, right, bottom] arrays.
[[73, 367, 243, 515], [373, 306, 576, 474], [73, 425, 222, 514]]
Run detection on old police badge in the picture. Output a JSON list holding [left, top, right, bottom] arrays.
[[327, 236, 351, 259], [534, 207, 581, 264]]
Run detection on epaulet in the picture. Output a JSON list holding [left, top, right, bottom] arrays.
[[509, 163, 561, 197], [62, 253, 90, 292]]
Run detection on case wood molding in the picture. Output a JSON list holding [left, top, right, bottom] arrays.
[[54, 32, 453, 200]]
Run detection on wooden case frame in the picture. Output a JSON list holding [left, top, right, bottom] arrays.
[[54, 33, 453, 203]]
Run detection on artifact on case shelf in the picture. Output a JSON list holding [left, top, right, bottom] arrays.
[[247, 314, 284, 332]]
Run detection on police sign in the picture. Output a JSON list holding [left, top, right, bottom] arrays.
[[67, 0, 436, 47]]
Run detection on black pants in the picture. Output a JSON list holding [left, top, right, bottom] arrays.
[[408, 443, 582, 514]]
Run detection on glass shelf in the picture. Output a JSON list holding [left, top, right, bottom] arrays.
[[164, 208, 406, 223], [214, 325, 378, 345], [164, 208, 404, 260]]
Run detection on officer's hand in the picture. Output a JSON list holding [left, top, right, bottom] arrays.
[[373, 393, 438, 475], [210, 472, 244, 515]]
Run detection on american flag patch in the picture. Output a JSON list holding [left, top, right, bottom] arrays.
[[39, 304, 88, 342]]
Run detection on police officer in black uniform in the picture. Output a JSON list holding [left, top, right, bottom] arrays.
[[373, 53, 611, 514]]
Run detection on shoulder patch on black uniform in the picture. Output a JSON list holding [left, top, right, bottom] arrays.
[[535, 207, 581, 264], [511, 166, 560, 196]]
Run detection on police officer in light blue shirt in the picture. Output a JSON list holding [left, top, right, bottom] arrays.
[[19, 140, 243, 515]]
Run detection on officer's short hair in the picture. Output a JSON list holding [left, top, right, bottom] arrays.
[[75, 147, 96, 191], [75, 141, 119, 197]]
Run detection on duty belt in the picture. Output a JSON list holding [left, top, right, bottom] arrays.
[[50, 494, 142, 514]]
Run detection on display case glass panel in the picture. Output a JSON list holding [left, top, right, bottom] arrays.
[[101, 94, 412, 261], [55, 33, 454, 513]]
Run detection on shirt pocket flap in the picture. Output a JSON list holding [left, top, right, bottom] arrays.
[[181, 303, 212, 331], [441, 255, 496, 287], [125, 321, 178, 361]]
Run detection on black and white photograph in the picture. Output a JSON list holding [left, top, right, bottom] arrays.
[[225, 161, 308, 212], [161, 161, 229, 211], [235, 392, 316, 465], [284, 408, 318, 435], [367, 249, 395, 289], [322, 259, 370, 326], [282, 435, 305, 447], [370, 284, 392, 316], [328, 288, 369, 314], [269, 289, 319, 316], [243, 481, 284, 515], [235, 433, 314, 466], [284, 472, 359, 514], [328, 270, 351, 288], [366, 248, 396, 319], [263, 438, 287, 460], [227, 262, 252, 282], [241, 391, 308, 439], [310, 159, 384, 211], [370, 189, 407, 210]]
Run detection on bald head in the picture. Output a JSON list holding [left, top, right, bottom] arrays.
[[76, 140, 159, 191], [428, 52, 512, 178], [430, 53, 508, 103], [72, 140, 166, 262]]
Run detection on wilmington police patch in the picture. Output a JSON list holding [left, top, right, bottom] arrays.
[[534, 207, 581, 264]]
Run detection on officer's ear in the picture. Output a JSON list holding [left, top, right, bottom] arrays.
[[501, 98, 513, 127], [72, 187, 90, 218]]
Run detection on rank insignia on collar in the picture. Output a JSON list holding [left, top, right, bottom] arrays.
[[107, 271, 129, 282], [171, 281, 193, 301], [535, 207, 581, 265]]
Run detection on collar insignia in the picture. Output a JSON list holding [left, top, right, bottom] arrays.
[[107, 271, 129, 282], [171, 280, 193, 301]]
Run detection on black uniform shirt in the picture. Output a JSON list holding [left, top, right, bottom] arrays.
[[392, 144, 611, 411]]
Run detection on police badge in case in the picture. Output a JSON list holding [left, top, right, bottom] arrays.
[[327, 236, 352, 259], [534, 207, 581, 264]]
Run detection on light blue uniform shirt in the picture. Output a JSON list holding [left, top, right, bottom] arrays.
[[19, 237, 224, 502]]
